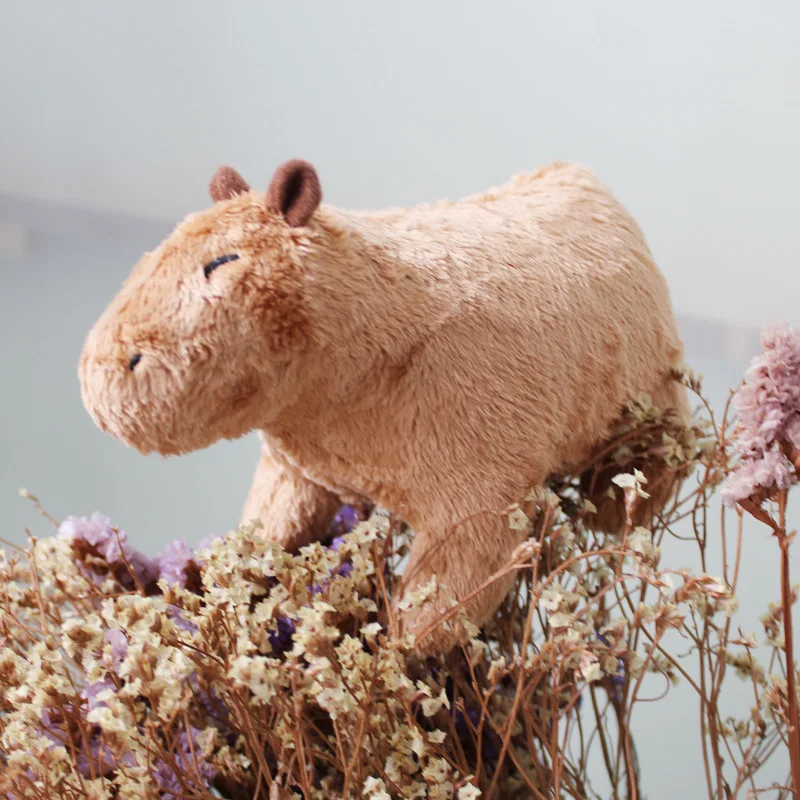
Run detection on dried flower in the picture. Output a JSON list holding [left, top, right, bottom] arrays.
[[724, 322, 800, 505], [1, 366, 797, 800]]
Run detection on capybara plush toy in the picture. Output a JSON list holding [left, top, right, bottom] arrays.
[[79, 158, 688, 654]]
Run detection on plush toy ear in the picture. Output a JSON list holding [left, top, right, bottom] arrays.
[[265, 159, 322, 227], [209, 166, 251, 202]]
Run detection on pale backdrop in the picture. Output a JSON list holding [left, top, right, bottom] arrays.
[[0, 1, 798, 327], [1, 2, 798, 795]]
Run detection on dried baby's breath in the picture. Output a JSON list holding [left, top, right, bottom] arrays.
[[2, 362, 800, 798]]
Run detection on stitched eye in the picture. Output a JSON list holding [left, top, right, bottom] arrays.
[[203, 253, 240, 279]]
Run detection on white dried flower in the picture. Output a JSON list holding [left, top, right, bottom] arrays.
[[525, 486, 561, 509], [421, 687, 450, 717], [229, 655, 281, 703], [488, 656, 508, 685], [507, 504, 530, 532], [612, 469, 651, 499], [363, 776, 391, 799], [628, 527, 656, 558], [578, 651, 602, 683]]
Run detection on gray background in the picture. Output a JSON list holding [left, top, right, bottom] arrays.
[[1, 1, 798, 796]]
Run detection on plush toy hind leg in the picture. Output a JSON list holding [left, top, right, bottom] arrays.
[[242, 441, 341, 550], [581, 375, 691, 534], [397, 511, 529, 655]]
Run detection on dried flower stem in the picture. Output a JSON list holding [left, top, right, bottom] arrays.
[[778, 490, 800, 798]]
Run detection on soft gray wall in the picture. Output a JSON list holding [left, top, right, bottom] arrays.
[[1, 0, 798, 327]]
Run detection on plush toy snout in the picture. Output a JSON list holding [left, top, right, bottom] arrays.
[[79, 319, 179, 454]]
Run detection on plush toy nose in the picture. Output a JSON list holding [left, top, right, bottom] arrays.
[[128, 353, 142, 371]]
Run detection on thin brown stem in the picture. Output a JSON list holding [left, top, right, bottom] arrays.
[[778, 490, 800, 798]]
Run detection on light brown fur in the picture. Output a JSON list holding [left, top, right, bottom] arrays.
[[80, 159, 688, 654]]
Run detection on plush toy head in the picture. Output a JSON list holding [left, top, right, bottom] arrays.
[[79, 160, 322, 455]]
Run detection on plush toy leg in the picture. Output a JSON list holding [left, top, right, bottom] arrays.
[[580, 376, 691, 534], [397, 512, 528, 655], [241, 444, 341, 550]]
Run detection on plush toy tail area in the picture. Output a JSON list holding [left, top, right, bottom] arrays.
[[575, 374, 694, 535]]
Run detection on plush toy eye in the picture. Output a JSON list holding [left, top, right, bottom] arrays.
[[203, 253, 240, 279]]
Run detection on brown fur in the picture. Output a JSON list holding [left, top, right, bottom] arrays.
[[79, 159, 688, 654]]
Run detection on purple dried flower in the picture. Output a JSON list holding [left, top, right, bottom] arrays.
[[75, 737, 119, 779], [104, 628, 128, 666], [310, 560, 354, 597], [59, 512, 158, 590], [3, 769, 37, 800], [196, 534, 222, 552], [330, 505, 364, 537], [75, 732, 134, 779], [82, 679, 115, 712], [453, 705, 500, 764], [723, 323, 800, 506], [154, 539, 205, 594], [40, 705, 128, 779], [118, 549, 159, 591], [733, 323, 800, 456], [157, 539, 196, 587], [58, 513, 120, 561], [268, 617, 296, 656], [310, 536, 355, 598], [189, 673, 230, 729], [154, 728, 217, 800], [722, 449, 796, 507], [336, 562, 354, 579], [39, 708, 67, 748], [454, 706, 480, 739], [168, 604, 199, 633]]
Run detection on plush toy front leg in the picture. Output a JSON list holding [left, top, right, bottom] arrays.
[[397, 512, 529, 656], [241, 443, 341, 551]]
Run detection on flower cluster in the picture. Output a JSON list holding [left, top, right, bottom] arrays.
[[723, 322, 800, 505], [4, 504, 499, 798], [59, 512, 204, 594]]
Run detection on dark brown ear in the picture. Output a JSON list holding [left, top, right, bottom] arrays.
[[265, 159, 322, 227], [209, 166, 251, 202]]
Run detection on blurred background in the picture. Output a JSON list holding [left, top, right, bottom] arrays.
[[1, 1, 798, 795]]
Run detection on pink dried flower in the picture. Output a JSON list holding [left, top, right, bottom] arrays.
[[722, 450, 796, 507], [723, 323, 800, 506]]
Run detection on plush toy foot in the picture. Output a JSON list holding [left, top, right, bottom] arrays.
[[396, 586, 474, 657], [396, 511, 528, 656], [580, 376, 691, 534]]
